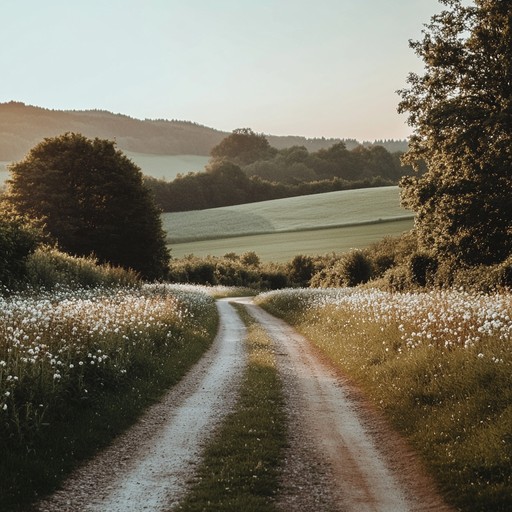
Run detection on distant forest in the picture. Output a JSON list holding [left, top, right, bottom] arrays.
[[145, 129, 414, 212], [1, 102, 412, 213], [0, 102, 407, 160]]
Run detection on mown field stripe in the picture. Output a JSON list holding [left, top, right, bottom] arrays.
[[168, 218, 413, 262], [168, 215, 413, 243]]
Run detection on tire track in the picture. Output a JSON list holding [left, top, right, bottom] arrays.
[[36, 299, 246, 512], [240, 299, 454, 512]]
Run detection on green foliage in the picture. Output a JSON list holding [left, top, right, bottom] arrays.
[[25, 246, 140, 289], [210, 128, 277, 166], [434, 256, 512, 293], [398, 0, 512, 266], [3, 133, 170, 279], [0, 214, 40, 290], [408, 252, 438, 287], [287, 254, 315, 287], [168, 254, 290, 290], [244, 141, 410, 185], [311, 250, 373, 287], [145, 132, 410, 213]]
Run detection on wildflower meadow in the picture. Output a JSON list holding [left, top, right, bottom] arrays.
[[0, 284, 218, 509], [258, 288, 512, 512]]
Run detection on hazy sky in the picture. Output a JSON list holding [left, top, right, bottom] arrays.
[[1, 1, 448, 141]]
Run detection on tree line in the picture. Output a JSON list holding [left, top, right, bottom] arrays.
[[145, 130, 414, 212]]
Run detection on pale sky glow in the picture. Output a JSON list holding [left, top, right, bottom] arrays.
[[1, 1, 448, 141]]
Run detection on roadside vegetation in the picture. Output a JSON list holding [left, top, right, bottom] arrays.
[[0, 284, 218, 510], [0, 2, 510, 510], [177, 304, 286, 512], [257, 288, 512, 512]]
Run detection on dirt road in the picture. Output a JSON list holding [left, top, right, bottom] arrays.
[[36, 297, 453, 512], [240, 299, 454, 512], [36, 299, 246, 512]]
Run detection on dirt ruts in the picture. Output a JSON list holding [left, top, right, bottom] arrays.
[[239, 298, 454, 512], [35, 297, 454, 512], [36, 299, 246, 512]]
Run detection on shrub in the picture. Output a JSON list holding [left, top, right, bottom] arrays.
[[311, 250, 373, 287], [25, 246, 140, 289], [168, 254, 290, 290], [408, 252, 438, 287], [0, 215, 40, 290], [287, 254, 315, 287]]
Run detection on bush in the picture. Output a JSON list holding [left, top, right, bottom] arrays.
[[311, 250, 372, 287], [0, 215, 40, 290], [440, 257, 512, 293], [25, 246, 140, 289], [376, 264, 409, 292], [168, 254, 290, 290], [408, 252, 438, 287], [287, 254, 315, 287]]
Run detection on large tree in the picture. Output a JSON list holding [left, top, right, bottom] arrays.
[[3, 133, 170, 279], [398, 0, 512, 266]]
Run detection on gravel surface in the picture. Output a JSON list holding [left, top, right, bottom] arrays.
[[35, 299, 246, 512], [241, 299, 455, 512]]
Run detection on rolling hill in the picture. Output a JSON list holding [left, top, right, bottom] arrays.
[[163, 186, 414, 261], [0, 101, 407, 162]]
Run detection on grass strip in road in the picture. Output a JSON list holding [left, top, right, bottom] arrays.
[[176, 303, 287, 512]]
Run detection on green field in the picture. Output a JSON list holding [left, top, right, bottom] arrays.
[[0, 154, 209, 185], [124, 152, 209, 180], [165, 186, 414, 261]]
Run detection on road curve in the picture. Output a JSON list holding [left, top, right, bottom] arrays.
[[36, 297, 454, 512]]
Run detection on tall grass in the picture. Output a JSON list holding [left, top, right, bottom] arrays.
[[0, 285, 218, 510], [23, 245, 140, 289], [257, 288, 512, 512]]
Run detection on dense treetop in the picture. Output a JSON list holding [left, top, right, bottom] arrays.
[[398, 0, 512, 266], [2, 133, 170, 279], [145, 130, 412, 212]]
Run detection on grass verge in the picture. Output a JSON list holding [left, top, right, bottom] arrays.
[[177, 303, 287, 512], [0, 291, 218, 512], [258, 289, 512, 512]]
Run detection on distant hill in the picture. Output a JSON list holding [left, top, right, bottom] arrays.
[[0, 101, 408, 161]]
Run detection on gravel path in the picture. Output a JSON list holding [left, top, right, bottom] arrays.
[[35, 299, 246, 512], [240, 299, 455, 512], [35, 297, 454, 512]]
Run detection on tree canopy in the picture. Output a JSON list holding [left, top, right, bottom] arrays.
[[210, 128, 277, 166], [398, 0, 512, 266], [145, 132, 412, 213], [3, 133, 170, 279]]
